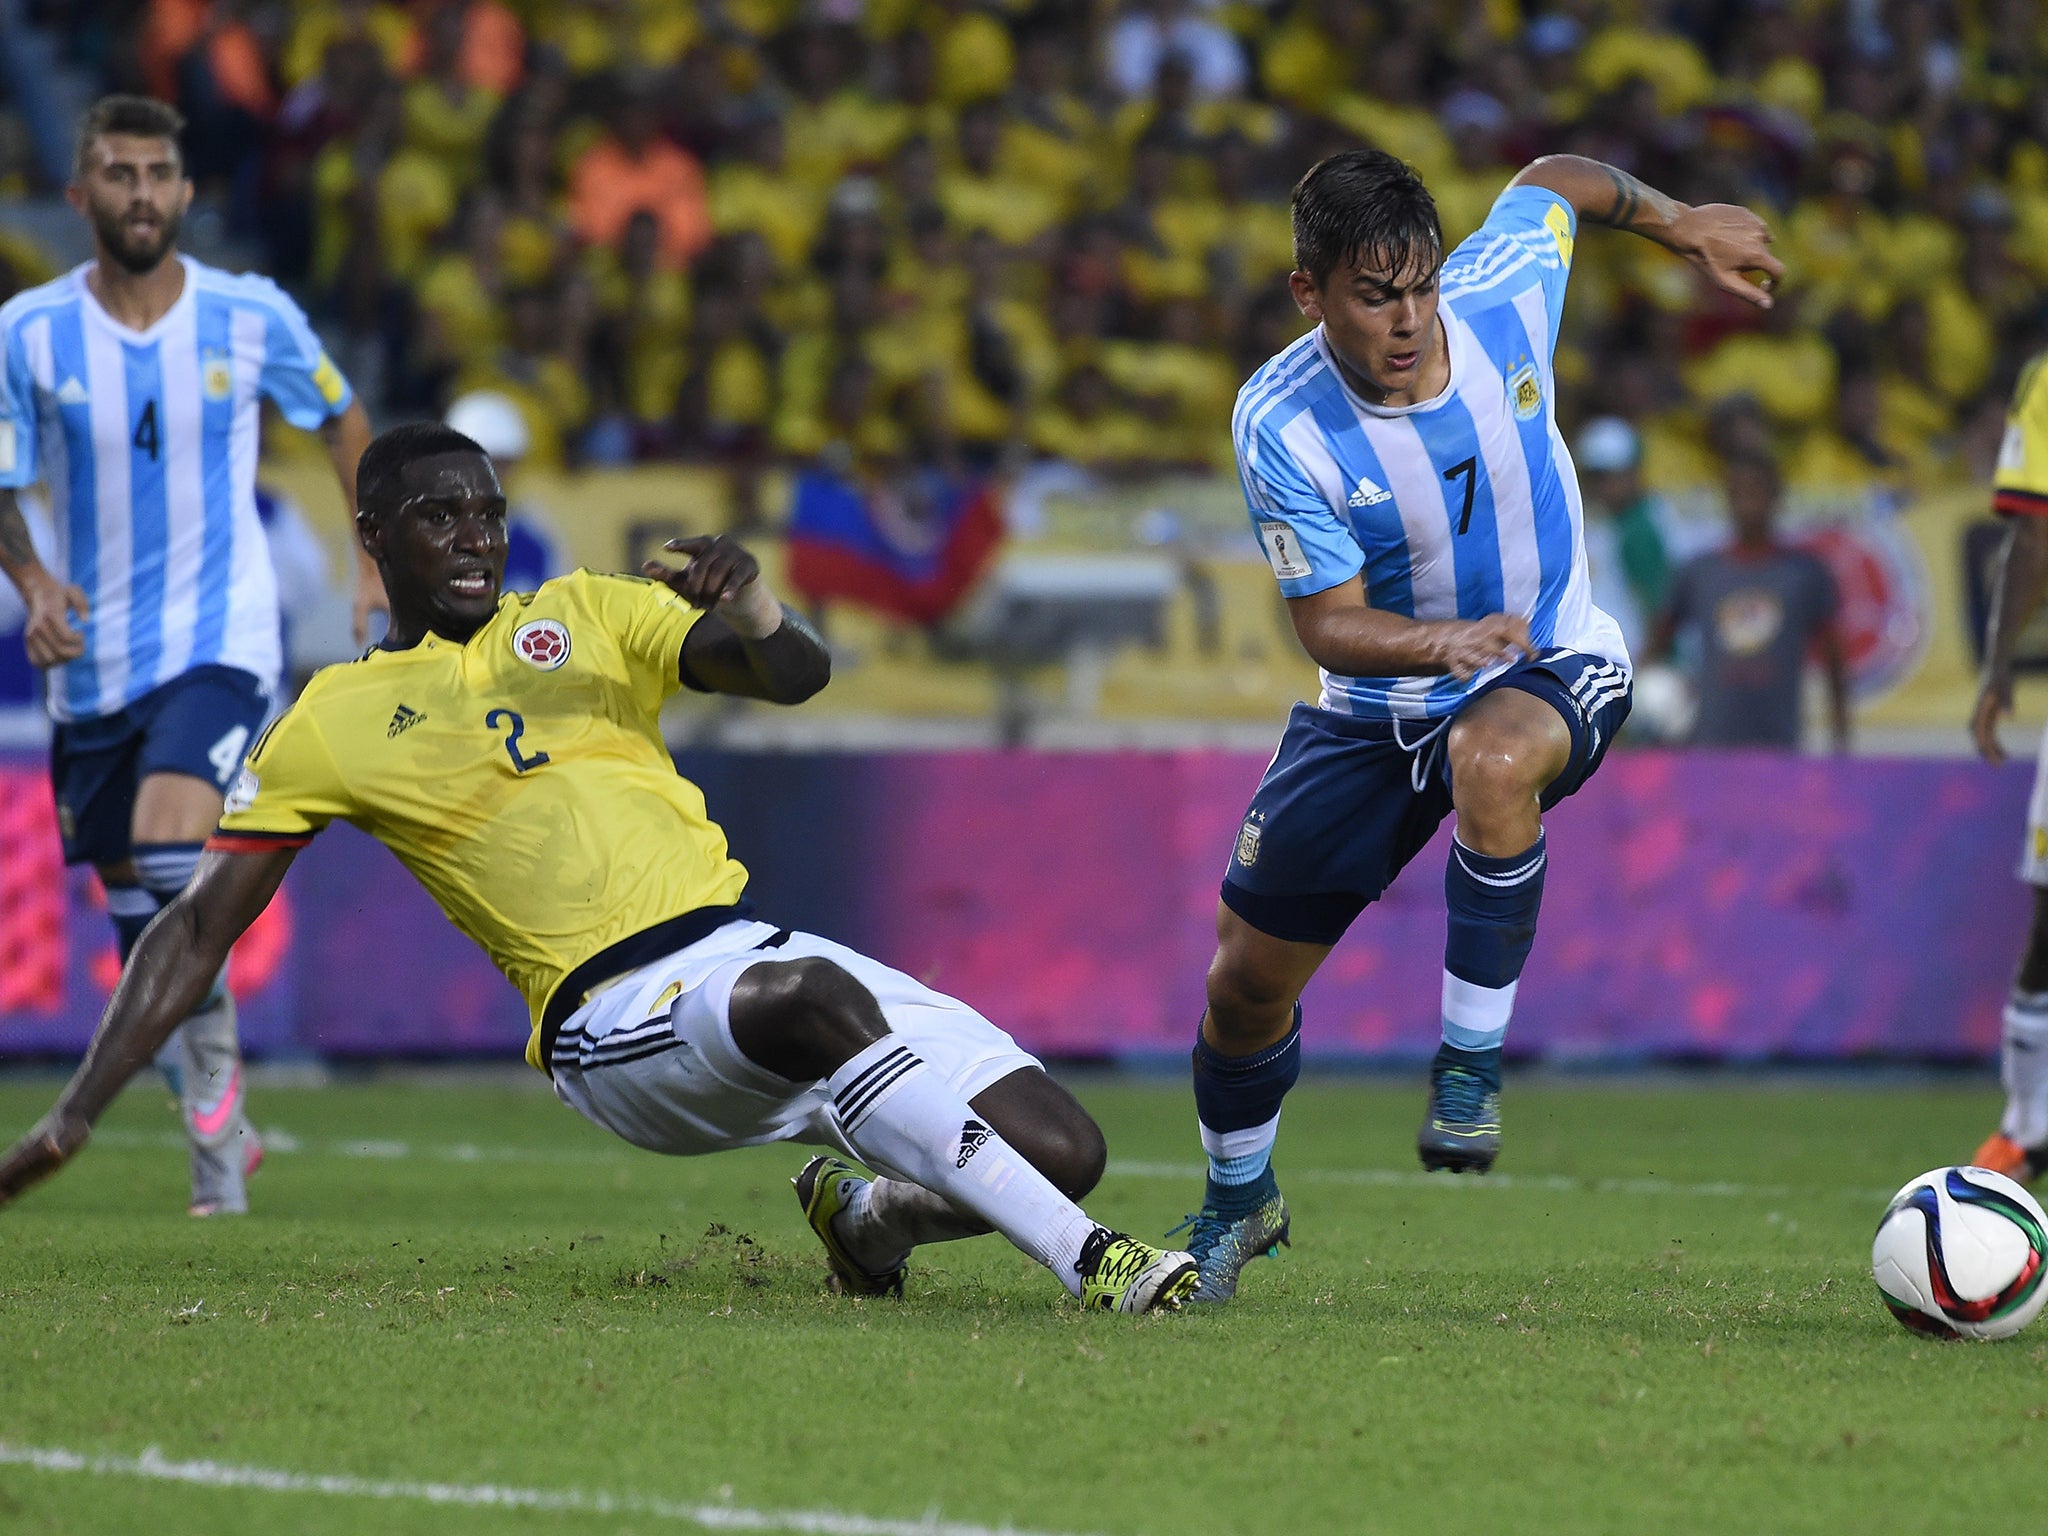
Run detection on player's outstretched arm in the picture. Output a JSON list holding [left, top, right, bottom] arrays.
[[0, 486, 89, 667], [0, 846, 295, 1208], [648, 535, 832, 704], [1509, 155, 1783, 310], [1973, 518, 2048, 764], [1288, 575, 1531, 681]]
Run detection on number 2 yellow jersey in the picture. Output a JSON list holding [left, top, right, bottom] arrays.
[[212, 570, 750, 1068]]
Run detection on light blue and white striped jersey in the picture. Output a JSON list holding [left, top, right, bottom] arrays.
[[0, 256, 353, 723], [1233, 184, 1627, 721]]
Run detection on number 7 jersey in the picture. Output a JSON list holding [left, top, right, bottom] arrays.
[[1233, 184, 1627, 721], [212, 571, 750, 1067]]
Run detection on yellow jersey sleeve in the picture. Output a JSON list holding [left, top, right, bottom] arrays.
[[581, 572, 705, 703], [1995, 353, 2048, 516], [211, 694, 356, 847]]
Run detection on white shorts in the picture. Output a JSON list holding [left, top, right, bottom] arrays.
[[2026, 723, 2048, 885], [548, 920, 1041, 1159]]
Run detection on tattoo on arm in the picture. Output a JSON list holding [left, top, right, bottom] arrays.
[[1591, 166, 1644, 230], [0, 489, 40, 573]]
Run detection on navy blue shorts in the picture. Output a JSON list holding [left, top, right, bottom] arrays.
[[1220, 650, 1631, 947], [49, 664, 271, 867]]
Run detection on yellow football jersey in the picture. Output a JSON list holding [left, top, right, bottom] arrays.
[[214, 571, 750, 1070], [1995, 352, 2048, 516]]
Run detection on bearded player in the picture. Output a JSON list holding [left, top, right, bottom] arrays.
[[0, 96, 378, 1214], [1177, 150, 1782, 1300], [0, 423, 1201, 1315]]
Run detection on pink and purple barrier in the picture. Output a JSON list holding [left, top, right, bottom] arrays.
[[0, 749, 2026, 1064]]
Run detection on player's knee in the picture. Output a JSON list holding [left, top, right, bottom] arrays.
[[1447, 719, 1550, 815], [1204, 953, 1297, 1043]]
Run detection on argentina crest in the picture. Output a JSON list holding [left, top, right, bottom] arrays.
[[1235, 811, 1263, 867], [513, 617, 571, 670], [1508, 362, 1543, 421]]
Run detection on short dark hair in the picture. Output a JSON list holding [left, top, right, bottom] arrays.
[[75, 95, 186, 178], [1291, 149, 1443, 284], [355, 422, 489, 521]]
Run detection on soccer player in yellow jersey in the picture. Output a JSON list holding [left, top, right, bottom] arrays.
[[0, 422, 1200, 1314], [1972, 352, 2048, 1185]]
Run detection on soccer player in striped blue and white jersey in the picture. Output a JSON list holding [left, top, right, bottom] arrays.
[[1178, 150, 1782, 1300], [0, 96, 376, 1215]]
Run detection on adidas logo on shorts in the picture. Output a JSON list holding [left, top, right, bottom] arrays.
[[956, 1117, 992, 1168]]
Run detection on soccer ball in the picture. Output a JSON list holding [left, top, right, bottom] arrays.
[[1871, 1166, 2048, 1340]]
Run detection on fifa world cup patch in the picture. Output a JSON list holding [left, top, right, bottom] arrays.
[[223, 767, 259, 815], [1257, 521, 1312, 581], [1508, 363, 1543, 421], [512, 618, 571, 670]]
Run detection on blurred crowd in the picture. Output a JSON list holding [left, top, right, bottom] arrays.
[[4, 0, 2046, 496]]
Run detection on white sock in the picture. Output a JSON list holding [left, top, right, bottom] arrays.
[[1441, 973, 1517, 1052], [840, 1178, 990, 1274], [2002, 991, 2048, 1147], [828, 1038, 1099, 1297]]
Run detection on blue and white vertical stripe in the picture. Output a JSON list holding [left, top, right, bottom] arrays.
[[0, 257, 351, 722], [1233, 185, 1628, 721]]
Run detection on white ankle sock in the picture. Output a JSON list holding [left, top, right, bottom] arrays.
[[2001, 991, 2048, 1147], [840, 1178, 990, 1274], [828, 1038, 1099, 1297]]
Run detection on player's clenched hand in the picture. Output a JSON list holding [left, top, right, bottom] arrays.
[[1424, 614, 1532, 680], [21, 568, 89, 668], [644, 536, 783, 638], [1666, 203, 1784, 309], [1973, 676, 2014, 765], [0, 1110, 89, 1209]]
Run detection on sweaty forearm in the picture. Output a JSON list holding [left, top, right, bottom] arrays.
[[1983, 520, 2048, 686], [1512, 155, 1687, 245], [55, 900, 229, 1127], [1298, 607, 1472, 678]]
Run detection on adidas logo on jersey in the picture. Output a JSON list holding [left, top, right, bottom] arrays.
[[387, 703, 426, 738], [56, 377, 89, 406], [956, 1117, 993, 1168], [1347, 476, 1392, 508]]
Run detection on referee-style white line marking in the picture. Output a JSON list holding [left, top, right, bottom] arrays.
[[82, 1130, 1896, 1202], [0, 1442, 1095, 1536]]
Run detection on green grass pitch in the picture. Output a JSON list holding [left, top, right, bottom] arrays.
[[0, 1071, 2042, 1535]]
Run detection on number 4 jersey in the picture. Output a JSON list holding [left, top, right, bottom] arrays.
[[1233, 184, 1628, 721], [0, 256, 354, 722], [212, 571, 750, 1065]]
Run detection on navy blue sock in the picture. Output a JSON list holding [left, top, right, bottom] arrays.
[[1441, 833, 1546, 1053], [1192, 1009, 1301, 1216], [104, 882, 160, 962]]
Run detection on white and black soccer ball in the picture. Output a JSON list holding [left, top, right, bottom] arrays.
[[1872, 1166, 2048, 1340]]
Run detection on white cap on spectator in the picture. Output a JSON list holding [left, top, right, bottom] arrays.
[[446, 390, 531, 466], [1577, 416, 1640, 473]]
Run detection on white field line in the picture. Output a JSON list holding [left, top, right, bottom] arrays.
[[0, 1441, 1093, 1536], [83, 1128, 1898, 1203]]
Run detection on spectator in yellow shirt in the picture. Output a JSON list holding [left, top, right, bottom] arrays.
[[940, 100, 1062, 251]]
